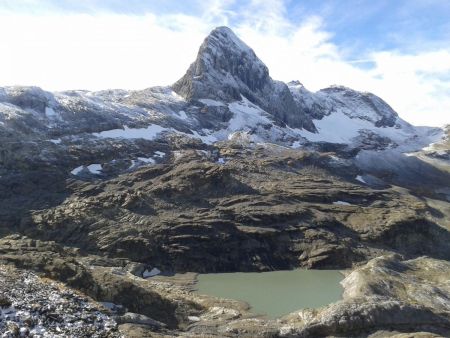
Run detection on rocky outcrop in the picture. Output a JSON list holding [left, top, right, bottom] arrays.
[[173, 27, 316, 131], [279, 255, 450, 337], [0, 235, 194, 329], [177, 255, 450, 337], [18, 144, 448, 273]]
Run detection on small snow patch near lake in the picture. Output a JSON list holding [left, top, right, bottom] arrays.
[[333, 201, 353, 206], [188, 316, 200, 322], [143, 268, 161, 278]]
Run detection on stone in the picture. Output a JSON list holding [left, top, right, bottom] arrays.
[[0, 295, 11, 308]]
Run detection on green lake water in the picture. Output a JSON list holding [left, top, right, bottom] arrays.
[[196, 269, 344, 318]]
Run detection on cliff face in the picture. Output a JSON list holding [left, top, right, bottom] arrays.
[[173, 26, 317, 131]]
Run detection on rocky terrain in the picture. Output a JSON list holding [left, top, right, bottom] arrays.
[[0, 26, 449, 337], [1, 238, 448, 337], [0, 264, 119, 337]]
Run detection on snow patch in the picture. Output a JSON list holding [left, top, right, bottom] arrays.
[[189, 130, 218, 144], [154, 151, 165, 158], [70, 166, 84, 175], [197, 97, 276, 144], [45, 106, 57, 118], [137, 157, 155, 164], [355, 175, 366, 184], [87, 164, 102, 174], [171, 91, 184, 100], [333, 201, 353, 206], [199, 99, 226, 107], [294, 110, 435, 151], [49, 138, 61, 144], [188, 316, 200, 322], [177, 110, 189, 120], [93, 125, 168, 141], [292, 140, 302, 148], [71, 164, 102, 175], [297, 112, 372, 144], [143, 268, 161, 278], [227, 98, 271, 131]]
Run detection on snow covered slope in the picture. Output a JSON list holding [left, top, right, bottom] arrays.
[[0, 27, 444, 154]]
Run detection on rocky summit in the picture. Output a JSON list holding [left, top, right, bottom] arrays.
[[0, 26, 449, 337]]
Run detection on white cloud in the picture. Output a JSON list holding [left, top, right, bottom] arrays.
[[0, 13, 209, 90], [0, 3, 448, 127]]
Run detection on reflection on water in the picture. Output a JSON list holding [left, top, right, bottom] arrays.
[[196, 269, 343, 318]]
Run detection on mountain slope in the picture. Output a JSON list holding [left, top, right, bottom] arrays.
[[0, 25, 449, 337], [0, 27, 442, 156]]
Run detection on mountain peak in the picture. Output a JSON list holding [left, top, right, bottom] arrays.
[[172, 27, 316, 131], [207, 26, 244, 46], [204, 26, 257, 59], [173, 26, 269, 102]]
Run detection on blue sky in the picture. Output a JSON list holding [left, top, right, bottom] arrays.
[[0, 0, 449, 126], [288, 0, 450, 51], [2, 0, 449, 55]]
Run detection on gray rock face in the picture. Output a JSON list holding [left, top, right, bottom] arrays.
[[173, 27, 316, 131], [283, 255, 450, 337], [199, 255, 450, 337], [289, 83, 401, 128], [321, 86, 399, 127], [173, 27, 270, 101]]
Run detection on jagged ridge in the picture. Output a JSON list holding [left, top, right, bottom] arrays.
[[173, 26, 317, 131]]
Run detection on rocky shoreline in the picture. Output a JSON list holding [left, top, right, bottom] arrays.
[[1, 244, 449, 337]]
